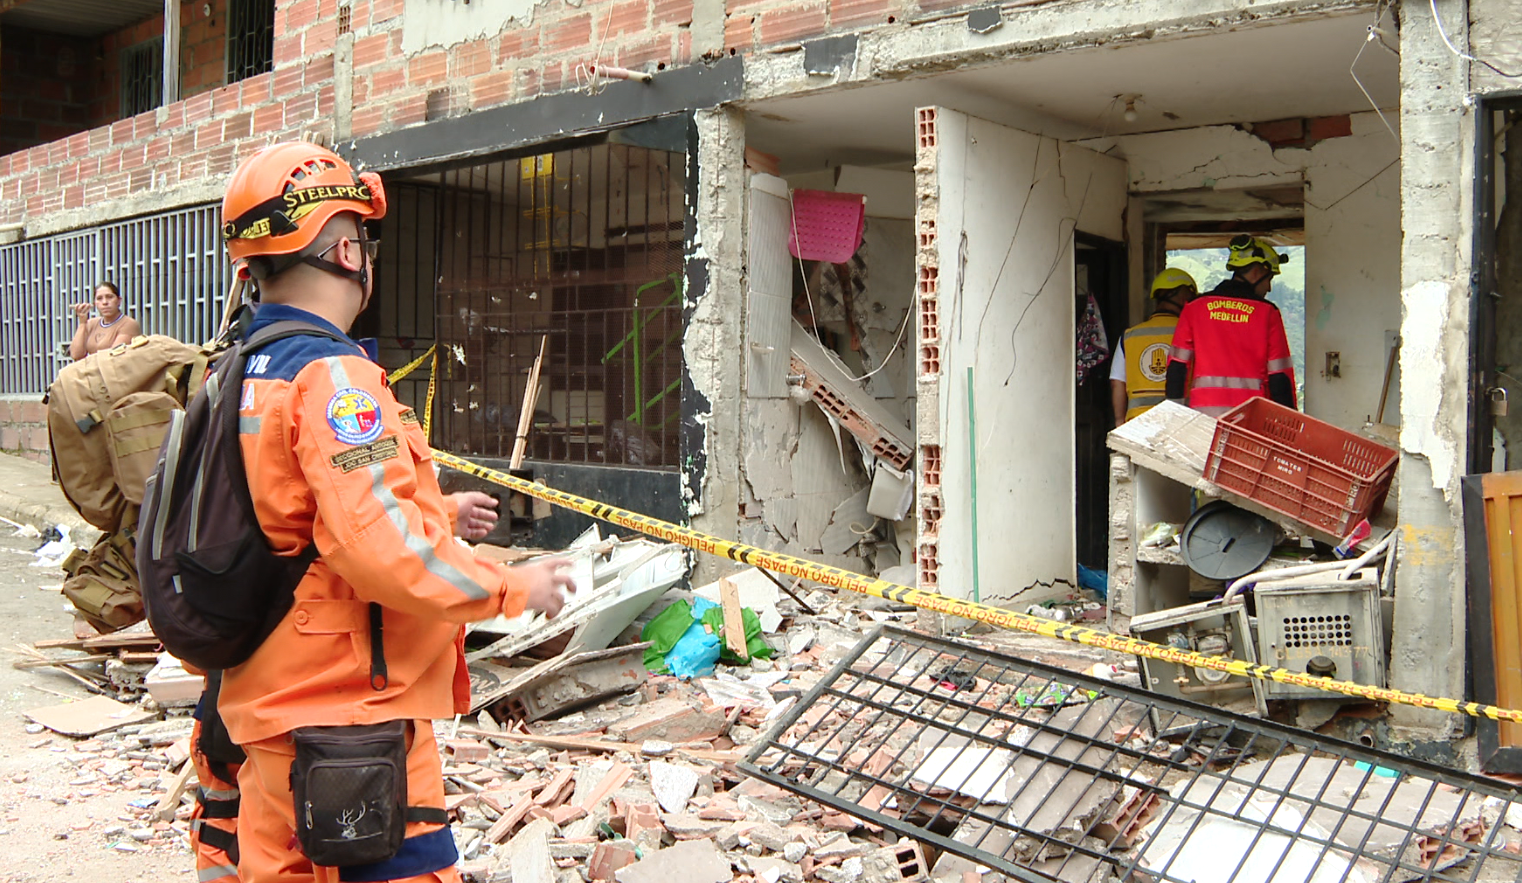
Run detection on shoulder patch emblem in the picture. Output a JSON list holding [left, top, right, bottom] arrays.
[[326, 387, 385, 445], [399, 408, 420, 425], [329, 435, 400, 472]]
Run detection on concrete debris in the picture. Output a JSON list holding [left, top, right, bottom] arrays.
[[10, 530, 1144, 877], [615, 837, 733, 883]]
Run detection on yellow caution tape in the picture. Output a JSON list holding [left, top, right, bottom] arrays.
[[433, 449, 1522, 724], [387, 345, 437, 385]]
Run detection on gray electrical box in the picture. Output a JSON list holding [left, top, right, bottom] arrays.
[[1254, 568, 1385, 700], [1132, 598, 1265, 727]]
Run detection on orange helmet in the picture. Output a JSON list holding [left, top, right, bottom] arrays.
[[221, 142, 387, 264]]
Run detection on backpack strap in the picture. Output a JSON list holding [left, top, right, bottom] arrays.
[[228, 320, 391, 690]]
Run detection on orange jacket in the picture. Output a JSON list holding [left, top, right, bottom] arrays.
[[219, 304, 527, 745]]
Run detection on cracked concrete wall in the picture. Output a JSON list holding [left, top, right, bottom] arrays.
[[1083, 112, 1403, 431], [1470, 0, 1522, 96], [685, 107, 747, 586], [1391, 0, 1473, 735], [742, 0, 1373, 104]]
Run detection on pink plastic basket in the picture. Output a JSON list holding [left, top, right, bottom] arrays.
[[788, 189, 866, 263]]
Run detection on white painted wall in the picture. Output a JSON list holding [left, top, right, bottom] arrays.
[[928, 109, 1125, 605], [1083, 112, 1403, 430]]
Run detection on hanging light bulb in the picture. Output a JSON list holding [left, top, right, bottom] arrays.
[[1123, 98, 1139, 123]]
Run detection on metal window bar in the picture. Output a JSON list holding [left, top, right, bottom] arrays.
[[227, 0, 276, 83], [0, 204, 232, 395], [414, 142, 686, 468], [121, 37, 163, 117], [742, 626, 1522, 883]]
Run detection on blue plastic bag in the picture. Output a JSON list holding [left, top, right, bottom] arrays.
[[664, 597, 722, 679], [1077, 564, 1108, 601]]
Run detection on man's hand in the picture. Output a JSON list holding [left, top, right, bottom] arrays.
[[71, 302, 92, 323], [450, 491, 499, 540], [512, 557, 575, 619]]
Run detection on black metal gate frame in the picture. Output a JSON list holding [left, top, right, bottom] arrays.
[[741, 626, 1522, 883]]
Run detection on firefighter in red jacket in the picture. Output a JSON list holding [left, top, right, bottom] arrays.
[[1165, 236, 1296, 416], [216, 142, 575, 883]]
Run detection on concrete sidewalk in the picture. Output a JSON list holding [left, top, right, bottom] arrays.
[[0, 451, 101, 545]]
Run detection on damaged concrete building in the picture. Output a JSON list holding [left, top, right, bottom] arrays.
[[0, 0, 1517, 759]]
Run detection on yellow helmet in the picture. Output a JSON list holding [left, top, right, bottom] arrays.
[[1149, 268, 1198, 300], [1226, 235, 1288, 276]]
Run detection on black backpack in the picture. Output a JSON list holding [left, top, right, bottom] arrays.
[[138, 320, 342, 671]]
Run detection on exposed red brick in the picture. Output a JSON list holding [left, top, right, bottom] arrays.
[[353, 33, 392, 68], [1250, 118, 1305, 147], [605, 0, 648, 37], [273, 33, 303, 66], [760, 4, 827, 44], [1308, 114, 1353, 142], [273, 64, 305, 98], [832, 0, 893, 26], [408, 50, 448, 86], [305, 23, 338, 57], [304, 55, 335, 88], [284, 92, 319, 127], [470, 70, 515, 110], [497, 29, 540, 63], [724, 13, 756, 51], [543, 13, 593, 56], [252, 102, 284, 135], [370, 67, 406, 99], [653, 0, 694, 27], [351, 104, 387, 138], [450, 41, 493, 78]]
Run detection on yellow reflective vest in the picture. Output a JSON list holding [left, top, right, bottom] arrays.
[[1122, 313, 1179, 421]]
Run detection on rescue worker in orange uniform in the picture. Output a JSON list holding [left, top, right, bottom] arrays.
[[186, 492, 506, 882], [215, 141, 574, 883], [1165, 236, 1296, 416], [1109, 268, 1197, 426], [188, 672, 244, 883]]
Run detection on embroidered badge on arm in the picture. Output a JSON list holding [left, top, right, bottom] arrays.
[[329, 436, 401, 472], [326, 388, 385, 445]]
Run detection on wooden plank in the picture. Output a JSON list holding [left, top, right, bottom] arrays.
[[510, 335, 548, 470], [26, 695, 154, 736], [12, 654, 111, 670], [718, 577, 750, 661], [154, 757, 197, 821], [457, 727, 740, 764]]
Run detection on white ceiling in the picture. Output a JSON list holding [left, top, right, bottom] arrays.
[[746, 11, 1400, 172]]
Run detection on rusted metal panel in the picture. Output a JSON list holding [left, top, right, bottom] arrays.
[[1465, 471, 1522, 772]]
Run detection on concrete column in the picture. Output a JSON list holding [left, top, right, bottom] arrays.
[[685, 107, 746, 584], [1391, 0, 1474, 738], [162, 0, 180, 105], [335, 30, 355, 141]]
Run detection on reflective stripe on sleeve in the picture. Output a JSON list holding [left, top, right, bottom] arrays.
[[1192, 375, 1262, 390], [1267, 358, 1294, 372], [1169, 347, 1193, 362]]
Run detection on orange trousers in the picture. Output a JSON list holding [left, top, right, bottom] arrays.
[[237, 720, 461, 883], [189, 718, 241, 883]]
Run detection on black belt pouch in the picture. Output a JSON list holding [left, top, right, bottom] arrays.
[[290, 720, 408, 867]]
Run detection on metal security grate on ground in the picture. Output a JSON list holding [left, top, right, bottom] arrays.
[[741, 626, 1522, 883]]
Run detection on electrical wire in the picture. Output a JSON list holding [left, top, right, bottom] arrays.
[[1429, 0, 1522, 79], [1351, 0, 1400, 145]]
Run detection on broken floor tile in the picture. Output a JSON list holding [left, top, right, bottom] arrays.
[[614, 838, 732, 883]]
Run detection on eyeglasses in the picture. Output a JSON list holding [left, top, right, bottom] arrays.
[[315, 237, 381, 264]]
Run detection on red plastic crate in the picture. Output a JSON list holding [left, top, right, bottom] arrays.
[[1203, 398, 1398, 539]]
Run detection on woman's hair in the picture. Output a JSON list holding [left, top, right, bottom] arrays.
[[95, 281, 120, 297]]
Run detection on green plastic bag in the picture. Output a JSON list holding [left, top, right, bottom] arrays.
[[699, 605, 773, 664]]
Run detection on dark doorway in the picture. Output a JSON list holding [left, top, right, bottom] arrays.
[[1075, 233, 1127, 570]]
